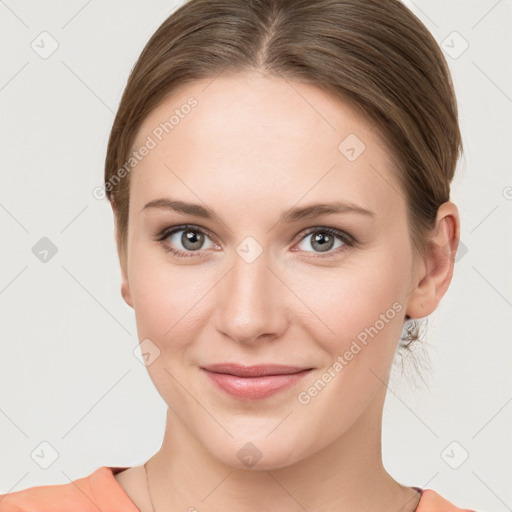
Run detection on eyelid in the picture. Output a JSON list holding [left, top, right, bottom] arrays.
[[156, 223, 216, 242], [156, 223, 356, 258], [295, 226, 355, 245]]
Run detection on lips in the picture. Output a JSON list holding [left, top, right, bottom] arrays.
[[201, 363, 311, 377], [200, 363, 313, 399]]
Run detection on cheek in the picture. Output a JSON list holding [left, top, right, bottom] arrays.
[[291, 257, 408, 425], [128, 242, 214, 346], [292, 252, 409, 344], [288, 213, 411, 324]]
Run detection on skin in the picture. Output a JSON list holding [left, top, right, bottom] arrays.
[[112, 70, 459, 512]]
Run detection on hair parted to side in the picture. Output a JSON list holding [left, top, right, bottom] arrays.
[[104, 0, 463, 363]]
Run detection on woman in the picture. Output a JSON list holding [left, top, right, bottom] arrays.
[[0, 0, 477, 510]]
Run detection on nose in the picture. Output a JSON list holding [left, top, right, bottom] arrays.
[[214, 248, 288, 345]]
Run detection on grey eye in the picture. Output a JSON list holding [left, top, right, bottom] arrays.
[[167, 228, 214, 252], [297, 230, 345, 253]]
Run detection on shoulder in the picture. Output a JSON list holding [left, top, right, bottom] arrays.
[[0, 466, 139, 512], [416, 488, 478, 512]]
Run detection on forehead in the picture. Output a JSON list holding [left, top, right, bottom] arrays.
[[129, 71, 404, 222]]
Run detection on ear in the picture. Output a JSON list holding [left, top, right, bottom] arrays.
[[406, 201, 460, 320], [112, 203, 133, 309], [120, 253, 133, 309]]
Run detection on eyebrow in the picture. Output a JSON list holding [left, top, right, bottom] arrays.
[[141, 198, 375, 222]]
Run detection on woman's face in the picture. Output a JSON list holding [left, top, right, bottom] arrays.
[[120, 71, 423, 469]]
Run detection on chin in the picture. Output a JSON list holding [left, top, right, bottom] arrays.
[[204, 431, 312, 471]]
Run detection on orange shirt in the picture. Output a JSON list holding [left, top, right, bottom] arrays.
[[0, 466, 477, 511]]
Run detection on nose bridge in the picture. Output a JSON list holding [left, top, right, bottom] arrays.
[[215, 244, 285, 343]]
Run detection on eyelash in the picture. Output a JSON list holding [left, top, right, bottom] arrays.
[[155, 224, 356, 260]]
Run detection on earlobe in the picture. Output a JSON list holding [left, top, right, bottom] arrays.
[[121, 273, 133, 309], [118, 243, 134, 308], [112, 203, 133, 309], [405, 201, 460, 320]]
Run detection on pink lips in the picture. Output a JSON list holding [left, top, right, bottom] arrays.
[[200, 364, 313, 400]]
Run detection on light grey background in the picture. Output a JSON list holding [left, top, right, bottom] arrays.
[[1, 1, 511, 510]]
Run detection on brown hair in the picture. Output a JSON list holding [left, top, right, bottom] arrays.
[[104, 0, 463, 356]]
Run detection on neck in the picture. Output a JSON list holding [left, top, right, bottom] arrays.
[[147, 386, 420, 512]]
